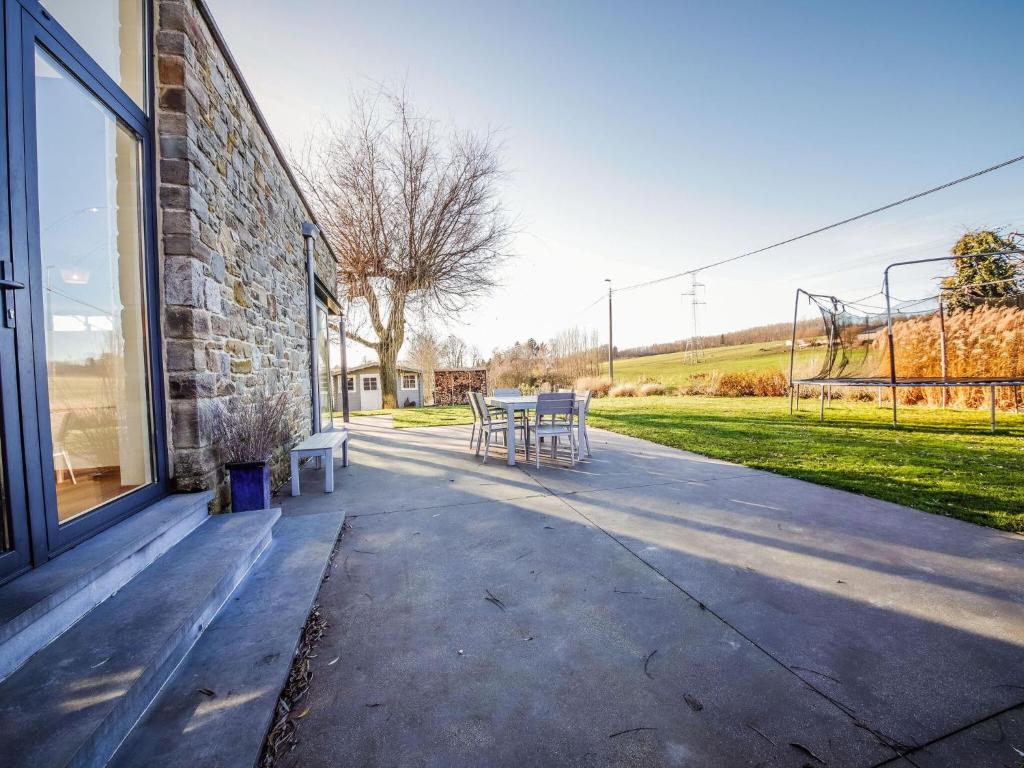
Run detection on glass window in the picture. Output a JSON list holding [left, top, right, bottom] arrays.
[[402, 373, 417, 390], [346, 377, 354, 392], [41, 0, 146, 108], [362, 376, 378, 391], [35, 46, 154, 523]]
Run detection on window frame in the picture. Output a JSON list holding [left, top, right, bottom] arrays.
[[401, 373, 417, 390], [6, 0, 169, 560], [362, 375, 378, 392]]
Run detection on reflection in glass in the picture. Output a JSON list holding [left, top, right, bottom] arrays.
[[35, 47, 153, 523], [40, 0, 146, 108], [317, 306, 333, 430]]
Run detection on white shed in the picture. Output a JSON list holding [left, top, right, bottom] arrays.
[[332, 362, 423, 411]]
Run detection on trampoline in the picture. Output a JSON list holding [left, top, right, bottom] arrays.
[[789, 252, 1024, 430]]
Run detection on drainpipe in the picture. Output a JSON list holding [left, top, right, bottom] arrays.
[[338, 310, 350, 423], [302, 222, 321, 435]]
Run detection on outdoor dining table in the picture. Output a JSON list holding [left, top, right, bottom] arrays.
[[485, 394, 590, 466]]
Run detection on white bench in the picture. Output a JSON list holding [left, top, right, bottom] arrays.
[[290, 429, 349, 496]]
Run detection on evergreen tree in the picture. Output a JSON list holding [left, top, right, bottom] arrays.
[[942, 230, 1022, 312]]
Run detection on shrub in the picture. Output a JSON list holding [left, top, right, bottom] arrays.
[[609, 382, 638, 397], [575, 375, 612, 397], [681, 371, 720, 396], [682, 369, 788, 397], [638, 382, 666, 396], [719, 370, 788, 397]]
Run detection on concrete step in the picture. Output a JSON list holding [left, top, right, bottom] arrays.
[[0, 491, 214, 682], [109, 508, 345, 767], [0, 507, 280, 768]]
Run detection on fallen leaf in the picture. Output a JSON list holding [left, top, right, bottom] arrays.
[[328, 656, 340, 666], [197, 688, 216, 698], [296, 706, 311, 719]]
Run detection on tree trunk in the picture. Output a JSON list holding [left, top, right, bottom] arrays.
[[379, 340, 399, 409]]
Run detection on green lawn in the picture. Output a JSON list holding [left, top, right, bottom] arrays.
[[343, 397, 1024, 532], [603, 342, 822, 387], [339, 405, 475, 428], [587, 396, 1024, 532]]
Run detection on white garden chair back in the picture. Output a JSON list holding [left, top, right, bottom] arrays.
[[575, 390, 592, 457], [467, 389, 484, 448], [493, 387, 528, 430], [528, 392, 577, 468], [470, 391, 515, 463]]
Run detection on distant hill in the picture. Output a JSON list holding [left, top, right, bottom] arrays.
[[602, 340, 823, 387], [615, 318, 821, 360]]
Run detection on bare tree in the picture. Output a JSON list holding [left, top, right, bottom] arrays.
[[298, 92, 512, 407], [440, 334, 469, 368], [407, 328, 441, 405]]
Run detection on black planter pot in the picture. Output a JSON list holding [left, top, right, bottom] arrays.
[[226, 461, 271, 512]]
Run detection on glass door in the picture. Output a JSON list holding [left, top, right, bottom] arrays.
[[5, 0, 166, 561], [0, 1, 34, 583], [32, 45, 154, 527]]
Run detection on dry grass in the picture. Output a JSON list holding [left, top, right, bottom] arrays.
[[681, 369, 788, 397], [575, 375, 613, 397], [609, 382, 638, 397], [638, 382, 667, 396], [886, 305, 1023, 409]]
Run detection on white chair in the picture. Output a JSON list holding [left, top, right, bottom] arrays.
[[575, 390, 592, 457], [493, 388, 528, 430], [526, 392, 577, 468], [471, 391, 518, 464], [467, 390, 484, 449]]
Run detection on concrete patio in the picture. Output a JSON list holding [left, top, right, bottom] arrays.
[[285, 416, 1024, 767]]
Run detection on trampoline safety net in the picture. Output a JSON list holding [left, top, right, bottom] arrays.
[[791, 252, 1024, 409]]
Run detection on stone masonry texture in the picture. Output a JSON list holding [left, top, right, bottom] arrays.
[[155, 0, 337, 508]]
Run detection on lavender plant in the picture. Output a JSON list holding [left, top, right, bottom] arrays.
[[214, 388, 291, 464]]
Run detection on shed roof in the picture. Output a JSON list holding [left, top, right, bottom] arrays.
[[333, 362, 422, 375]]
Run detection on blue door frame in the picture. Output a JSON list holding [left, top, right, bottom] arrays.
[[0, 0, 169, 581]]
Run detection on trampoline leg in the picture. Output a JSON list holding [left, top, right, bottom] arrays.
[[820, 386, 825, 422], [795, 384, 800, 411], [789, 386, 794, 415], [990, 386, 996, 434], [1015, 386, 1020, 415], [891, 387, 898, 428]]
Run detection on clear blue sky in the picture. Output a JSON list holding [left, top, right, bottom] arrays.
[[211, 0, 1024, 358]]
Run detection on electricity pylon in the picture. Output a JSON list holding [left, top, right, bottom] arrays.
[[680, 273, 705, 364]]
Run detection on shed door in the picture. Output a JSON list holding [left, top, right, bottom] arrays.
[[361, 374, 382, 410]]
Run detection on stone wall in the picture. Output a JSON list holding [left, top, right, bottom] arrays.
[[433, 369, 489, 406], [155, 0, 337, 507]]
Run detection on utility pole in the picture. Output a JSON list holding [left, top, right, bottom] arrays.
[[680, 273, 705, 363], [605, 278, 614, 381]]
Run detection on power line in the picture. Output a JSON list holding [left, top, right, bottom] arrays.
[[574, 292, 607, 317], [612, 153, 1024, 295]]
